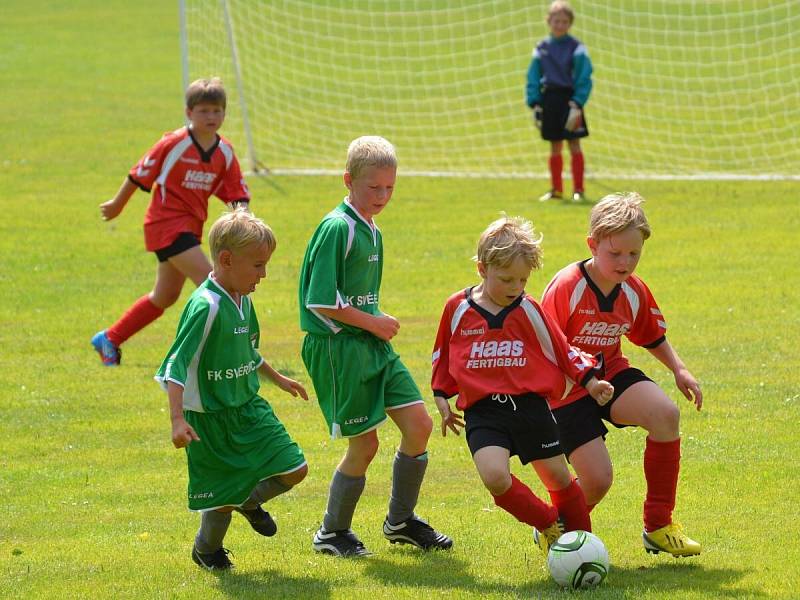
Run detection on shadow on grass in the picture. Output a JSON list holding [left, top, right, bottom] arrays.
[[609, 562, 764, 598], [213, 569, 331, 600], [362, 548, 763, 598], [361, 549, 559, 597]]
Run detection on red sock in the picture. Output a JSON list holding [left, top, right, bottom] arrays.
[[549, 154, 563, 193], [493, 474, 558, 530], [549, 478, 591, 532], [106, 295, 165, 346], [571, 151, 584, 193], [643, 437, 681, 532]]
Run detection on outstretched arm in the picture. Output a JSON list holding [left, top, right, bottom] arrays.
[[258, 360, 309, 400], [100, 177, 138, 221], [648, 340, 703, 411]]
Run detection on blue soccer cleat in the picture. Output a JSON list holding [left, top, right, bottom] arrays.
[[91, 330, 121, 366]]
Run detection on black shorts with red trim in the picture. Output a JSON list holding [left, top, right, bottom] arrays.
[[552, 368, 654, 458], [154, 232, 201, 262], [465, 392, 562, 464]]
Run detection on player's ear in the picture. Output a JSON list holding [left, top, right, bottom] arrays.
[[218, 249, 233, 268], [343, 171, 353, 191], [587, 236, 598, 255], [476, 260, 487, 279], [185, 106, 192, 121]]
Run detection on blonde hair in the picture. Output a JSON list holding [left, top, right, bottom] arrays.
[[209, 208, 276, 260], [475, 215, 543, 271], [548, 1, 575, 23], [346, 136, 397, 180], [589, 192, 651, 241], [185, 77, 227, 110]]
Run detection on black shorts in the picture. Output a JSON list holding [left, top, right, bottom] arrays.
[[154, 232, 201, 262], [465, 393, 562, 464], [553, 367, 654, 458], [540, 88, 589, 141]]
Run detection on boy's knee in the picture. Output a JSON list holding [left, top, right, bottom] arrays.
[[283, 464, 308, 486], [479, 468, 512, 496], [647, 402, 680, 436], [580, 471, 612, 504], [417, 411, 434, 439], [357, 435, 380, 463]]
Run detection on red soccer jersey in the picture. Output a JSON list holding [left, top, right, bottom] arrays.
[[541, 260, 667, 408], [431, 288, 597, 412], [128, 127, 250, 251]]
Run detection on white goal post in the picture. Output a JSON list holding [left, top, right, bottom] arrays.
[[180, 1, 800, 180]]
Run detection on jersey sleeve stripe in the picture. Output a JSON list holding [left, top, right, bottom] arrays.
[[181, 289, 220, 413], [621, 282, 640, 321], [155, 136, 193, 188], [569, 278, 588, 315], [520, 298, 558, 365], [219, 140, 234, 168], [431, 348, 441, 364], [449, 299, 471, 334], [339, 213, 357, 257]]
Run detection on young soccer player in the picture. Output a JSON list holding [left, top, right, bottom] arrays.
[[299, 136, 452, 557], [541, 192, 704, 557], [431, 216, 613, 554], [92, 77, 250, 366], [525, 1, 593, 203], [155, 209, 308, 570]]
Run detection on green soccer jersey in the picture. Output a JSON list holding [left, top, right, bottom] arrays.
[[155, 275, 264, 412], [299, 198, 384, 335]]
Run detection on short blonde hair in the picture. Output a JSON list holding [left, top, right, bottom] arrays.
[[589, 192, 651, 241], [475, 215, 543, 271], [548, 0, 575, 23], [209, 208, 276, 260], [185, 77, 227, 110], [346, 136, 397, 180]]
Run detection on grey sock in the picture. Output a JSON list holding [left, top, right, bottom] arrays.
[[195, 510, 232, 553], [387, 451, 428, 525], [322, 470, 366, 532], [240, 476, 292, 510]]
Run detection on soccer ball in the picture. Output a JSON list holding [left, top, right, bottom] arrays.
[[547, 530, 609, 589]]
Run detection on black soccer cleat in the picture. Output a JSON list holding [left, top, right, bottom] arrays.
[[383, 515, 453, 550], [235, 505, 277, 537], [191, 545, 234, 571], [312, 527, 372, 557]]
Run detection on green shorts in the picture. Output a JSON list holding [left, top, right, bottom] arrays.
[[302, 333, 423, 438], [183, 396, 306, 511]]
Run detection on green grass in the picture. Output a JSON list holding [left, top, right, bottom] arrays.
[[2, 1, 800, 599]]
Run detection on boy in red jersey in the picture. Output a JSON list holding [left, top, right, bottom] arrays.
[[91, 77, 250, 366], [541, 192, 703, 557], [432, 216, 613, 554]]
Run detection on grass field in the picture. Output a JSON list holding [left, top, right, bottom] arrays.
[[2, 2, 800, 599]]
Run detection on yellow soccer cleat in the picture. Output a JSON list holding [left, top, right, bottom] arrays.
[[642, 522, 702, 557], [533, 518, 565, 555]]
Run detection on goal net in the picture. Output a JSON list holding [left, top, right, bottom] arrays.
[[181, 1, 800, 180]]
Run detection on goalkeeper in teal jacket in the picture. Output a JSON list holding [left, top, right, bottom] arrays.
[[526, 1, 593, 203]]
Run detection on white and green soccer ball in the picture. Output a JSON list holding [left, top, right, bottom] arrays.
[[547, 530, 610, 589]]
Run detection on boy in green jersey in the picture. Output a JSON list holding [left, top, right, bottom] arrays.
[[299, 136, 452, 557], [156, 208, 308, 570]]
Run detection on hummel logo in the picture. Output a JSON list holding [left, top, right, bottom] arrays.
[[180, 157, 200, 164]]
